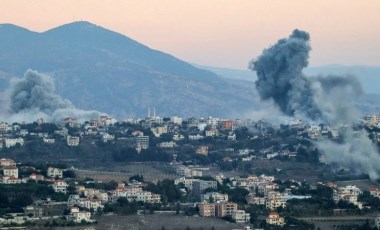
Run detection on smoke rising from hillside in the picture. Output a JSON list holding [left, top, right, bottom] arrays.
[[4, 70, 101, 122], [250, 29, 380, 179]]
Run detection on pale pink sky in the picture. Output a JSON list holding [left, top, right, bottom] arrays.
[[1, 0, 379, 69]]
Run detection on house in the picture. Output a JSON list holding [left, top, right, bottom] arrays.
[[188, 134, 204, 140], [172, 134, 185, 141], [369, 188, 380, 198], [150, 126, 168, 137], [70, 207, 92, 223], [101, 133, 115, 143], [0, 158, 15, 167], [1, 176, 22, 184], [3, 165, 18, 178], [203, 192, 228, 203], [43, 138, 55, 144], [333, 185, 362, 208], [110, 186, 161, 203], [266, 191, 286, 210], [232, 210, 250, 223], [4, 138, 24, 148], [174, 177, 199, 189], [196, 146, 208, 155], [159, 141, 176, 148], [24, 205, 44, 218], [47, 167, 63, 178], [67, 136, 80, 146], [205, 129, 218, 137], [266, 211, 285, 226], [52, 180, 69, 194], [27, 173, 44, 181]]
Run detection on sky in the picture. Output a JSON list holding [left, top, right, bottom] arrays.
[[0, 0, 379, 69]]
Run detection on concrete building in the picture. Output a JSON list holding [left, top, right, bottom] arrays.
[[0, 158, 15, 167], [266, 191, 286, 210], [4, 138, 24, 148], [136, 135, 149, 152], [232, 210, 250, 223], [192, 180, 217, 197], [3, 165, 18, 178], [203, 192, 228, 203], [47, 167, 63, 178], [196, 146, 208, 155], [52, 180, 68, 194], [221, 120, 233, 130], [198, 202, 216, 217], [70, 207, 92, 223], [67, 136, 80, 146], [215, 202, 237, 217], [266, 211, 285, 226]]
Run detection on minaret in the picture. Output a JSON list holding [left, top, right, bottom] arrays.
[[148, 108, 151, 118]]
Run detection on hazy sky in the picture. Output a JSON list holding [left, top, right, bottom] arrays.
[[1, 0, 379, 69]]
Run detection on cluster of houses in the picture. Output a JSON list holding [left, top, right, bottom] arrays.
[[327, 182, 364, 209]]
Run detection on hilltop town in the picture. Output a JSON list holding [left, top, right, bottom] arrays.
[[1, 113, 380, 229]]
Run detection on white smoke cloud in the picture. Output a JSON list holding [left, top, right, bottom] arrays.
[[1, 69, 103, 123]]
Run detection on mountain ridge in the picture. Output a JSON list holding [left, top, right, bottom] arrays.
[[0, 21, 260, 118]]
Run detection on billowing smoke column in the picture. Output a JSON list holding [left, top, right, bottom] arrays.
[[250, 30, 321, 120], [249, 29, 380, 179], [5, 70, 101, 122]]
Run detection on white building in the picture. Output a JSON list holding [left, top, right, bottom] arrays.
[[3, 165, 18, 178], [101, 133, 115, 143], [47, 167, 63, 178], [52, 180, 69, 194], [333, 185, 362, 209], [170, 116, 183, 125], [43, 138, 55, 144], [67, 136, 80, 146], [202, 192, 228, 202], [232, 210, 250, 223], [188, 134, 204, 140], [159, 141, 176, 148], [70, 207, 92, 223], [173, 134, 185, 141], [4, 138, 24, 148]]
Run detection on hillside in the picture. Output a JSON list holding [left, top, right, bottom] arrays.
[[0, 22, 261, 118]]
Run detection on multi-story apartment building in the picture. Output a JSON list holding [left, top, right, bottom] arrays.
[[192, 180, 217, 197]]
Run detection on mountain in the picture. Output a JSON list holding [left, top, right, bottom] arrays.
[[0, 22, 261, 118]]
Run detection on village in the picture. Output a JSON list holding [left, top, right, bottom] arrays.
[[1, 114, 380, 229]]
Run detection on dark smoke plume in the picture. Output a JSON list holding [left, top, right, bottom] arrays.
[[249, 29, 380, 179], [4, 70, 101, 122], [249, 30, 321, 120]]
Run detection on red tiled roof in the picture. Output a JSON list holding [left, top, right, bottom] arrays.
[[4, 165, 17, 170]]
